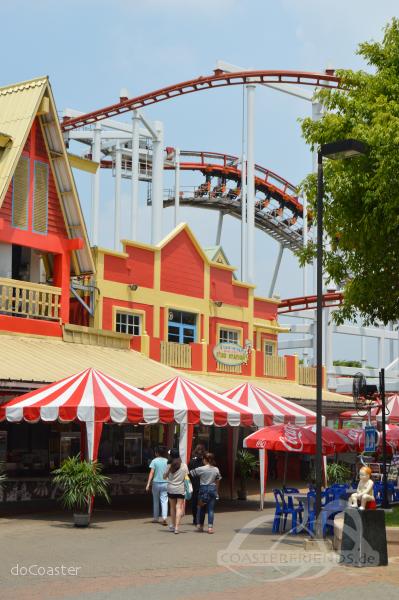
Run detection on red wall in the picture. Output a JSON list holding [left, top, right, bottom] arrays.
[[0, 121, 67, 238], [102, 298, 154, 337], [160, 230, 204, 298], [254, 299, 278, 321], [210, 268, 248, 307], [104, 246, 154, 288]]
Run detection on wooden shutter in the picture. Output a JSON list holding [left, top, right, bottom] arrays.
[[33, 161, 48, 233], [12, 157, 29, 229]]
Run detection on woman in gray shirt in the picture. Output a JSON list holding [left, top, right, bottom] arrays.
[[164, 449, 188, 534], [189, 452, 221, 534]]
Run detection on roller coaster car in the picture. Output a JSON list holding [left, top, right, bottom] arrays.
[[194, 182, 210, 198], [227, 187, 240, 199]]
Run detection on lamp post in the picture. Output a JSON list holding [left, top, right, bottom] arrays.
[[315, 139, 368, 535]]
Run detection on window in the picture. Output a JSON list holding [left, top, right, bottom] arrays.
[[219, 328, 239, 345], [264, 341, 275, 356], [167, 310, 196, 344], [12, 157, 29, 229], [33, 161, 49, 234], [115, 312, 141, 335]]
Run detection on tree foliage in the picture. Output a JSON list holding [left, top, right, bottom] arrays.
[[299, 18, 399, 325]]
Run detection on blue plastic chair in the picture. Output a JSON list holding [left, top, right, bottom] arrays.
[[282, 487, 302, 511], [328, 484, 349, 501], [272, 489, 303, 534], [307, 491, 339, 536]]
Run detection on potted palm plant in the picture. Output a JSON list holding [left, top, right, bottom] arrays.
[[52, 455, 111, 527], [236, 450, 258, 500], [326, 462, 352, 485]]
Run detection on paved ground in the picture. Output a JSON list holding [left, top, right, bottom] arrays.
[[1, 499, 399, 600]]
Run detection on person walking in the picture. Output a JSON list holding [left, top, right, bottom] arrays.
[[146, 446, 168, 526], [189, 452, 221, 534], [164, 449, 188, 534], [188, 444, 206, 525]]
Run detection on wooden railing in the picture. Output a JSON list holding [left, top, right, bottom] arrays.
[[216, 363, 242, 374], [298, 366, 317, 386], [160, 341, 192, 368], [0, 278, 61, 321], [264, 355, 287, 378]]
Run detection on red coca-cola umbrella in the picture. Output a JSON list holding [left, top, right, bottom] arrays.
[[243, 424, 347, 454]]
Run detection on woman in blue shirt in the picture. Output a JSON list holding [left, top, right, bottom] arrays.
[[146, 446, 168, 525]]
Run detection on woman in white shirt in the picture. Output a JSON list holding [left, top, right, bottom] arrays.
[[164, 449, 188, 534], [189, 452, 221, 534]]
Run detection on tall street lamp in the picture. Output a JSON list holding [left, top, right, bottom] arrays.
[[315, 139, 368, 535]]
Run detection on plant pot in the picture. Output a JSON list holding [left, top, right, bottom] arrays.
[[73, 512, 90, 527]]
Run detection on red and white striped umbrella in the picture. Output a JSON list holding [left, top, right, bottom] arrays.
[[223, 382, 318, 427], [0, 368, 179, 425], [377, 395, 399, 424], [145, 376, 253, 426]]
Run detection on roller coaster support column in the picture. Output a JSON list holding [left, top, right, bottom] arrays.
[[151, 121, 164, 244], [246, 84, 256, 284], [268, 244, 284, 298], [216, 212, 224, 245], [130, 110, 140, 241], [91, 123, 101, 245], [302, 194, 309, 365], [241, 154, 247, 281], [114, 142, 122, 250], [174, 148, 180, 227]]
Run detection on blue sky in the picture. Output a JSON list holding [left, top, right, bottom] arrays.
[[1, 0, 398, 364]]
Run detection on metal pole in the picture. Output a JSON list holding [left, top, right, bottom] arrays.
[[151, 121, 164, 245], [246, 84, 256, 284], [315, 151, 324, 535], [268, 244, 284, 297], [130, 110, 140, 241], [174, 147, 180, 227], [303, 194, 309, 366], [91, 123, 101, 245], [114, 142, 122, 250], [380, 368, 390, 509], [241, 155, 247, 281], [216, 212, 224, 245]]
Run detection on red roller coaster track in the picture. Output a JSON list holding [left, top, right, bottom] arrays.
[[278, 291, 344, 313], [61, 69, 340, 131]]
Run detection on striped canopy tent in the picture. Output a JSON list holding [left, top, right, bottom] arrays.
[[223, 382, 318, 427], [339, 395, 399, 425], [145, 376, 253, 474], [0, 368, 180, 462], [224, 383, 319, 509]]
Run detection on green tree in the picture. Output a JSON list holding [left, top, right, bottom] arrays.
[[299, 18, 399, 326]]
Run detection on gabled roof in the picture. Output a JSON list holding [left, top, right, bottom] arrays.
[[0, 76, 94, 274]]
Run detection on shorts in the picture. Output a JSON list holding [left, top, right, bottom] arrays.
[[168, 493, 185, 499]]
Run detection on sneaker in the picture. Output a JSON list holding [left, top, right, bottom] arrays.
[[208, 527, 214, 534], [168, 524, 175, 532], [196, 525, 204, 532], [174, 529, 179, 535], [162, 519, 168, 526]]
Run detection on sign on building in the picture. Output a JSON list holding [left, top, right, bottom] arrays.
[[213, 342, 249, 367]]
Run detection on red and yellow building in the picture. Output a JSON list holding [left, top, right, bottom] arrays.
[[0, 77, 351, 505]]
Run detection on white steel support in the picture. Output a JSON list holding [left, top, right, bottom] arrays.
[[114, 142, 122, 250], [174, 148, 180, 227], [151, 121, 164, 245], [302, 194, 309, 365], [241, 155, 247, 281], [91, 123, 101, 245], [246, 84, 256, 284], [361, 335, 367, 368], [379, 335, 385, 370], [268, 244, 284, 298], [216, 212, 224, 245], [130, 110, 140, 241]]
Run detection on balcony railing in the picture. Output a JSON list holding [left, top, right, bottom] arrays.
[[264, 355, 287, 378], [160, 341, 192, 368], [298, 366, 317, 386], [0, 278, 61, 321]]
